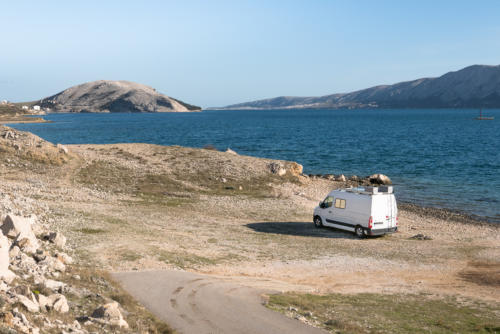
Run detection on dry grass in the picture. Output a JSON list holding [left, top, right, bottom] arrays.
[[268, 292, 500, 334]]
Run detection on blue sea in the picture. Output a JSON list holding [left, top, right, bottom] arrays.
[[10, 109, 500, 223]]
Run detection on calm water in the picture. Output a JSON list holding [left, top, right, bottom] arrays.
[[11, 109, 500, 222]]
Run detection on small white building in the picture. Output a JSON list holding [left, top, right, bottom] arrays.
[[1, 100, 7, 105], [33, 105, 41, 111], [22, 105, 29, 110]]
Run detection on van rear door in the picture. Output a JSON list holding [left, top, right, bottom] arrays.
[[371, 195, 391, 230], [387, 194, 397, 228]]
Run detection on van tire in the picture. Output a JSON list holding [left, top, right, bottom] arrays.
[[355, 225, 365, 238], [313, 216, 323, 228]]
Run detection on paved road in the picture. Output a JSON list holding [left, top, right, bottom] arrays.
[[113, 270, 326, 334]]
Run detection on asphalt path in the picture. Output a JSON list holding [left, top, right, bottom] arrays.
[[113, 270, 326, 334]]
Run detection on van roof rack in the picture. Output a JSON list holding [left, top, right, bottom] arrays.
[[343, 186, 393, 194]]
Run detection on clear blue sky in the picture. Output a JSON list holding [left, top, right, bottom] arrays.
[[1, 0, 499, 107]]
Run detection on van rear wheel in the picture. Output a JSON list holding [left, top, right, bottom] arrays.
[[313, 216, 323, 228], [355, 225, 365, 238]]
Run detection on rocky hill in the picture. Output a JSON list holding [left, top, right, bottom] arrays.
[[218, 64, 500, 109], [38, 80, 201, 113]]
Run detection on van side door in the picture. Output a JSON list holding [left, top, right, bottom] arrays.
[[329, 197, 352, 232]]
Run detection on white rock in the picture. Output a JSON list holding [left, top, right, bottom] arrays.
[[1, 215, 39, 253], [0, 234, 16, 283], [0, 281, 9, 292], [9, 245, 21, 259], [92, 302, 129, 329], [268, 162, 286, 176], [1, 214, 36, 239], [335, 174, 346, 182], [47, 232, 66, 249], [17, 294, 40, 313], [37, 294, 49, 312], [56, 143, 69, 154], [43, 279, 66, 292], [55, 252, 73, 264], [225, 148, 237, 155], [48, 294, 69, 313], [369, 173, 392, 185]]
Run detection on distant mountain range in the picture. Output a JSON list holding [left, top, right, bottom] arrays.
[[216, 65, 500, 110], [38, 80, 201, 113]]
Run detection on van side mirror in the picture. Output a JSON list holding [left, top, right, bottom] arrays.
[[319, 202, 325, 209]]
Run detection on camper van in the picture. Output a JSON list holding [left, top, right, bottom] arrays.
[[313, 186, 398, 238]]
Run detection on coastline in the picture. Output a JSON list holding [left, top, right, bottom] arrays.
[[0, 115, 48, 124], [398, 202, 499, 227], [2, 123, 497, 224]]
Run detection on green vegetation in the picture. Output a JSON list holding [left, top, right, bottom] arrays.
[[267, 292, 500, 334], [74, 227, 108, 234], [77, 156, 300, 202], [120, 250, 142, 262]]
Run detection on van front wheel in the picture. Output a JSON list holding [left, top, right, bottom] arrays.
[[355, 225, 365, 238], [313, 216, 323, 228]]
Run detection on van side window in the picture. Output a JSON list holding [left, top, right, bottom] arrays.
[[323, 196, 333, 208], [335, 198, 346, 209]]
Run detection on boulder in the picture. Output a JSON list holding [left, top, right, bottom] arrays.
[[36, 294, 49, 312], [92, 302, 129, 329], [15, 237, 38, 254], [1, 215, 39, 253], [335, 174, 346, 182], [56, 143, 68, 154], [287, 162, 303, 176], [9, 245, 21, 259], [38, 256, 66, 273], [268, 162, 286, 176], [349, 175, 360, 182], [410, 234, 432, 241], [225, 148, 237, 155], [17, 295, 39, 313], [46, 232, 66, 249], [55, 252, 73, 265], [33, 249, 49, 262], [1, 215, 36, 239], [48, 294, 69, 313], [42, 279, 66, 292], [0, 234, 16, 283], [369, 173, 392, 185]]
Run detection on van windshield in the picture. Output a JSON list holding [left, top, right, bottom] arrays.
[[323, 196, 333, 208]]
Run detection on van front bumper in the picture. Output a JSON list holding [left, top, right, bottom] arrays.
[[367, 227, 397, 236]]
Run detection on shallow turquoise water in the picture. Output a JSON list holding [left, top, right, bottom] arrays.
[[10, 109, 500, 222]]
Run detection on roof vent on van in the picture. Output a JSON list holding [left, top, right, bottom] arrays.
[[364, 186, 378, 194], [378, 186, 393, 193]]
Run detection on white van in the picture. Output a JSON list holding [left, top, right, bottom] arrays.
[[313, 186, 398, 238]]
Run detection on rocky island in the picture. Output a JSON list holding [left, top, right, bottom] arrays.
[[38, 80, 202, 113]]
